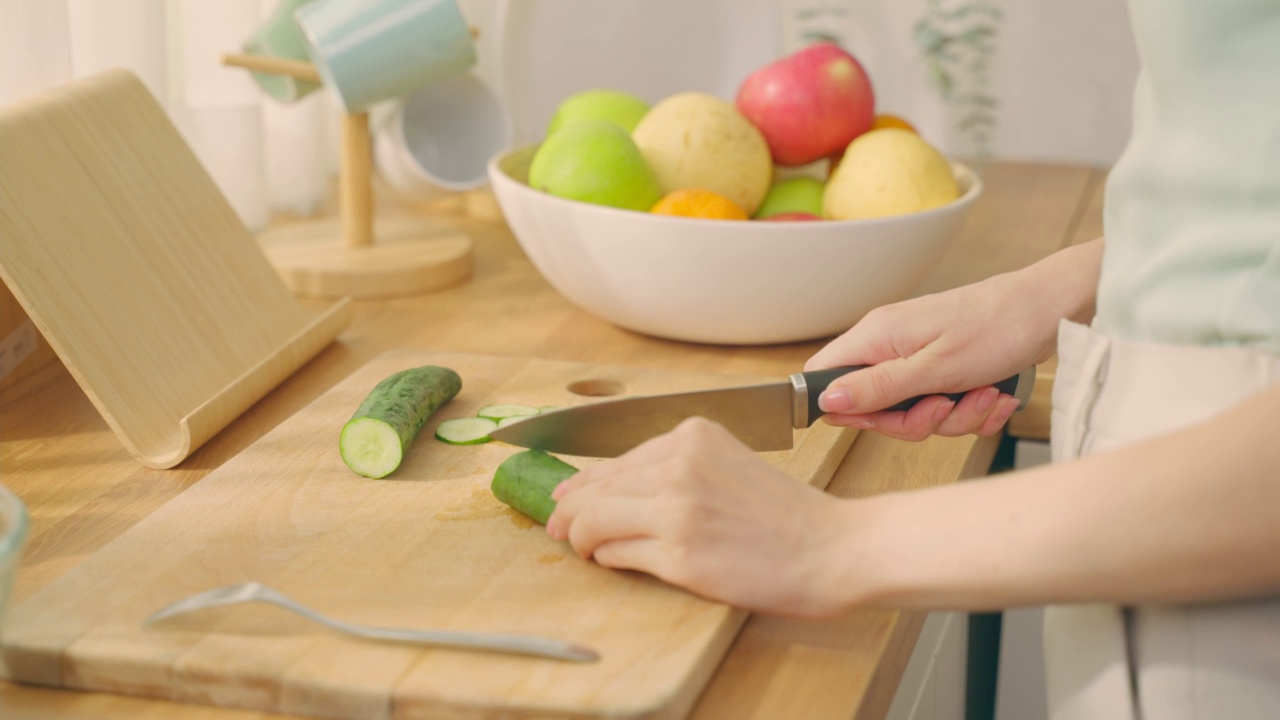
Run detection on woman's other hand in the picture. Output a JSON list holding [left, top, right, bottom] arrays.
[[546, 418, 862, 618]]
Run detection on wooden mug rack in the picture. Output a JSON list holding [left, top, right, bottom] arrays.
[[222, 53, 474, 300]]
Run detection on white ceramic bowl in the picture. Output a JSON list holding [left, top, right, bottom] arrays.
[[488, 144, 982, 345]]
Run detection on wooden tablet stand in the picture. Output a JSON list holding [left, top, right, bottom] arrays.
[[0, 70, 351, 468]]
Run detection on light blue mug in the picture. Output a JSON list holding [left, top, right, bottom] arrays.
[[0, 485, 28, 635], [295, 0, 477, 114]]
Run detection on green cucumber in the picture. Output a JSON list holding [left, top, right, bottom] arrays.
[[340, 365, 461, 478], [477, 404, 541, 422], [435, 417, 498, 445], [491, 449, 579, 525]]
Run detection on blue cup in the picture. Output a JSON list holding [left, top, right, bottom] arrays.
[[295, 0, 477, 114], [0, 485, 28, 634]]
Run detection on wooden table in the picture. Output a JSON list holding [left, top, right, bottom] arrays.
[[0, 162, 1104, 719]]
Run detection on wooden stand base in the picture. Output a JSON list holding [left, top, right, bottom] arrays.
[[258, 215, 474, 299]]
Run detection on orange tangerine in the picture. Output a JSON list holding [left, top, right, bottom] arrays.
[[871, 114, 918, 134], [650, 188, 749, 220]]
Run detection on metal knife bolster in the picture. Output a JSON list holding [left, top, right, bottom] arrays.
[[787, 364, 1037, 428], [789, 372, 812, 429]]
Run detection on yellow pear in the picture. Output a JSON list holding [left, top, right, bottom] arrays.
[[824, 129, 959, 220]]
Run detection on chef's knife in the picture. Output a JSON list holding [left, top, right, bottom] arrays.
[[487, 365, 1036, 457]]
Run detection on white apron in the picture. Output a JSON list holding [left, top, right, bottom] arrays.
[[1044, 319, 1280, 719]]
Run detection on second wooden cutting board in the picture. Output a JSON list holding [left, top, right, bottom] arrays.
[[1, 349, 856, 720]]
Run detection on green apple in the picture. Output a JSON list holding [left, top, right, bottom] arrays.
[[529, 120, 663, 211], [546, 89, 650, 136], [754, 176, 826, 218]]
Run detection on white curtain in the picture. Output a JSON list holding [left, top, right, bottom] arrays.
[[0, 0, 336, 232]]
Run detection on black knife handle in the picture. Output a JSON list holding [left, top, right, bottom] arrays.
[[792, 365, 1036, 428]]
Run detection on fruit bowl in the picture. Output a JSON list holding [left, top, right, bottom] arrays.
[[488, 144, 982, 345]]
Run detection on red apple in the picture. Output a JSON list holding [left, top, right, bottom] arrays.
[[762, 212, 822, 221], [735, 42, 875, 167]]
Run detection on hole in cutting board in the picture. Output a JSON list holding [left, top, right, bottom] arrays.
[[566, 379, 624, 397]]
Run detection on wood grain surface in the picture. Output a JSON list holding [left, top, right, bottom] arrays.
[[0, 69, 349, 469], [0, 158, 1103, 719], [2, 350, 857, 720]]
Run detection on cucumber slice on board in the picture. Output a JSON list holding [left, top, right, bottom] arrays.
[[497, 415, 530, 429], [491, 449, 579, 524], [435, 417, 498, 445], [476, 404, 540, 422], [340, 365, 461, 478]]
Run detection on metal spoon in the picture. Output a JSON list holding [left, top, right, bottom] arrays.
[[144, 582, 599, 663]]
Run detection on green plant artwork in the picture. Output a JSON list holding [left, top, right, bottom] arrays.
[[914, 0, 1002, 159]]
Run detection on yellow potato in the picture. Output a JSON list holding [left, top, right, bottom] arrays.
[[824, 129, 959, 220]]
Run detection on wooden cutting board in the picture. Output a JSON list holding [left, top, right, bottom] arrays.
[[0, 350, 855, 720]]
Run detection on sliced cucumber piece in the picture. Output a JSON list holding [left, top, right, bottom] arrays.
[[497, 415, 530, 429], [477, 404, 541, 422], [340, 365, 461, 478], [435, 417, 498, 445], [537, 405, 559, 414]]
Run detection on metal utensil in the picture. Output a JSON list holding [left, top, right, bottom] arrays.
[[489, 365, 1036, 458], [145, 582, 599, 663]]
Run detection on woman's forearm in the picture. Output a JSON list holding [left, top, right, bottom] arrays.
[[1007, 237, 1104, 359], [836, 377, 1280, 611]]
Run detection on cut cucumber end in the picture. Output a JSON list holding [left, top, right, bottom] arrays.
[[491, 449, 580, 525], [340, 417, 404, 479], [477, 404, 541, 422], [436, 417, 499, 445]]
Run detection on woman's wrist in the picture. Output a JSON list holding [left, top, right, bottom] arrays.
[[822, 484, 1047, 612], [998, 237, 1104, 363], [822, 495, 910, 612], [1021, 237, 1103, 326]]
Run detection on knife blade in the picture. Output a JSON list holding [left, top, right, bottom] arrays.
[[487, 365, 1036, 457]]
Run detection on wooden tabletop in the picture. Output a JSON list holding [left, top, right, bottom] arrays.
[[0, 161, 1103, 720]]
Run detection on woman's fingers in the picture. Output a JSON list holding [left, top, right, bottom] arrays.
[[550, 430, 679, 501], [976, 395, 1021, 436], [560, 493, 661, 559], [590, 537, 670, 577], [817, 353, 942, 415], [935, 386, 1001, 435], [823, 388, 1018, 440], [870, 394, 955, 441]]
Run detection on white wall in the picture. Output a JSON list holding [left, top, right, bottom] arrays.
[[0, 0, 334, 229], [775, 0, 1141, 166], [458, 0, 1142, 168], [2, 0, 1142, 228]]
